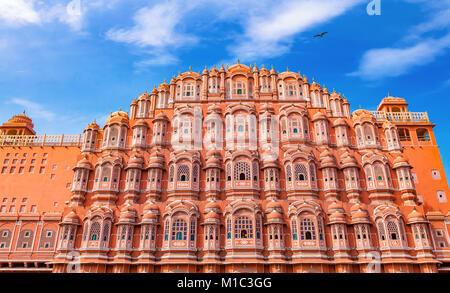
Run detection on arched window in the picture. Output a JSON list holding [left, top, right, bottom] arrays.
[[171, 219, 187, 241], [183, 83, 194, 97], [377, 221, 386, 241], [235, 216, 253, 239], [294, 164, 308, 181], [177, 164, 190, 182], [89, 222, 100, 241], [234, 161, 250, 181], [300, 217, 316, 240], [387, 220, 399, 240], [286, 164, 292, 182], [291, 219, 298, 240], [416, 128, 430, 141], [233, 80, 246, 95]]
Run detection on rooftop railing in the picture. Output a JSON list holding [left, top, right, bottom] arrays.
[[370, 111, 430, 123], [0, 134, 83, 147]]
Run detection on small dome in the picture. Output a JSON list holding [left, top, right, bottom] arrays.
[[310, 82, 321, 91], [143, 202, 159, 212], [266, 200, 282, 210], [407, 208, 425, 223], [328, 201, 343, 211], [143, 212, 158, 220], [128, 155, 144, 165], [120, 204, 136, 213], [9, 112, 33, 124], [106, 110, 129, 125], [133, 119, 148, 128], [333, 118, 347, 127], [267, 210, 283, 219], [329, 211, 346, 223], [76, 155, 92, 169], [62, 210, 80, 224], [205, 212, 220, 219], [312, 111, 327, 122], [85, 121, 100, 130], [350, 203, 367, 213], [154, 112, 169, 121], [352, 209, 369, 220], [205, 200, 220, 210], [138, 92, 150, 101], [393, 155, 409, 165]]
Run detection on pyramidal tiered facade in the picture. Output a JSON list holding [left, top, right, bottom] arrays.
[[0, 63, 449, 273]]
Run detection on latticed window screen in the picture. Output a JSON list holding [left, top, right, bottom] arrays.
[[294, 164, 308, 181], [169, 166, 174, 182], [300, 217, 316, 240], [192, 165, 198, 182], [89, 222, 100, 241], [234, 162, 250, 180], [234, 216, 253, 239], [377, 221, 386, 241], [309, 163, 316, 181], [387, 220, 399, 240], [286, 165, 292, 181], [164, 220, 170, 240], [255, 216, 261, 239], [171, 219, 187, 241], [83, 222, 89, 240], [190, 219, 196, 241], [227, 218, 232, 239], [252, 162, 258, 180], [361, 225, 368, 239], [291, 219, 298, 240], [177, 164, 190, 181], [102, 222, 110, 242], [318, 218, 324, 240]]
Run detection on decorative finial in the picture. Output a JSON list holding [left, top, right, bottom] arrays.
[[237, 59, 240, 64], [312, 77, 315, 82], [226, 64, 229, 70], [359, 105, 362, 110], [286, 67, 289, 72], [164, 79, 166, 83], [119, 107, 122, 111], [213, 64, 216, 69], [262, 64, 265, 69], [189, 66, 192, 72]]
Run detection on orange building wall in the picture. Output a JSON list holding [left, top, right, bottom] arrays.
[[0, 63, 449, 273]]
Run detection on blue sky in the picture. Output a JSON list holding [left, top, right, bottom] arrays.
[[0, 0, 449, 170]]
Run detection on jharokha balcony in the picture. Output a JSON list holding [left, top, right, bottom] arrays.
[[370, 111, 430, 124]]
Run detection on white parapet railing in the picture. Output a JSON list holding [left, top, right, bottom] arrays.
[[0, 134, 83, 147], [370, 111, 430, 123]]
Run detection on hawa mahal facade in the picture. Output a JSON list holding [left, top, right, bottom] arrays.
[[0, 62, 449, 273]]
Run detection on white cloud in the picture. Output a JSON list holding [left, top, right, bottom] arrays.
[[106, 1, 198, 49], [229, 0, 365, 61], [349, 34, 450, 80], [0, 0, 121, 31], [351, 0, 450, 80], [0, 0, 40, 26], [9, 98, 56, 121]]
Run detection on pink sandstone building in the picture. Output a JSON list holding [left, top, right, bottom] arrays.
[[0, 62, 449, 273]]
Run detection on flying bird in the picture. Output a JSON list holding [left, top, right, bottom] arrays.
[[314, 32, 328, 38]]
